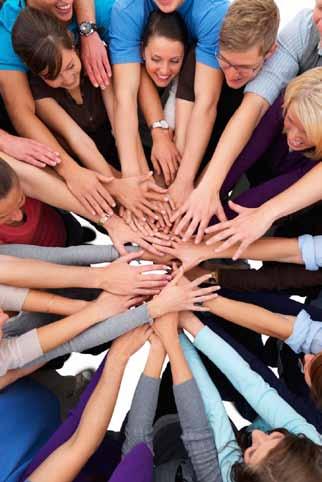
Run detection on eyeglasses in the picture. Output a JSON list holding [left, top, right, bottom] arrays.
[[215, 51, 263, 75]]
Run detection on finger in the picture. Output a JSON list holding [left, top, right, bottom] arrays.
[[139, 203, 160, 220], [143, 235, 172, 247], [193, 293, 219, 303], [139, 171, 154, 183], [217, 202, 228, 223], [120, 250, 144, 263], [126, 296, 145, 308], [136, 238, 165, 257], [190, 273, 214, 288], [174, 212, 193, 236], [30, 149, 59, 166], [139, 280, 169, 288], [215, 234, 242, 253], [148, 182, 168, 194], [114, 240, 128, 256], [205, 220, 231, 235], [228, 200, 247, 214], [149, 244, 176, 256], [91, 60, 105, 89], [232, 239, 251, 261], [182, 218, 199, 242], [192, 286, 221, 297], [169, 266, 184, 286], [189, 305, 210, 312], [208, 228, 236, 245], [160, 160, 171, 187], [96, 57, 109, 88], [133, 288, 162, 295], [97, 174, 116, 185], [86, 193, 105, 216], [144, 191, 169, 203], [102, 51, 112, 79], [23, 155, 46, 168], [151, 157, 161, 176], [84, 60, 97, 87], [97, 185, 116, 209], [139, 264, 171, 273], [78, 194, 97, 216], [195, 217, 210, 244]]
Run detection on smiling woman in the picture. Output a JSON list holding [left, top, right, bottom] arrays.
[[29, 0, 74, 23]]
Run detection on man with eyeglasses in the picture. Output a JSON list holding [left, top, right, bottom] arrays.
[[173, 0, 322, 244]]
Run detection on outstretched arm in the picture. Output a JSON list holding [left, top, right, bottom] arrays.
[[205, 295, 295, 341], [27, 327, 151, 482]]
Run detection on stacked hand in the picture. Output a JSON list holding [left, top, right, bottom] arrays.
[[98, 251, 172, 296], [93, 291, 146, 320]]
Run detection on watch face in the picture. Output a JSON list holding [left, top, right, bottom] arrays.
[[80, 22, 95, 35]]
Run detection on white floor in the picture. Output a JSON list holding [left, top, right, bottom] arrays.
[[58, 0, 314, 431]]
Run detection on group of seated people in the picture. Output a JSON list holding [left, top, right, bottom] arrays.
[[1, 0, 322, 481]]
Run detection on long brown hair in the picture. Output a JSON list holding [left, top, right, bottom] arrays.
[[310, 352, 322, 410], [12, 7, 74, 80], [232, 432, 322, 482]]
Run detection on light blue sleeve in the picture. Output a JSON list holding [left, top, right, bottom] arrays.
[[298, 234, 322, 271], [245, 8, 311, 104], [94, 0, 115, 43], [193, 0, 228, 69], [194, 326, 322, 446], [108, 0, 145, 64], [0, 26, 27, 72], [286, 309, 322, 355], [180, 333, 240, 482]]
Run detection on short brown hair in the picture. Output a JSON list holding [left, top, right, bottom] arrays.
[[220, 0, 279, 55], [310, 352, 322, 410], [12, 7, 74, 80]]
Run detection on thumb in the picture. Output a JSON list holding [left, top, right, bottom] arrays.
[[228, 200, 247, 214], [97, 174, 115, 184], [139, 171, 154, 183], [169, 265, 184, 286], [115, 240, 127, 256], [120, 249, 144, 263]]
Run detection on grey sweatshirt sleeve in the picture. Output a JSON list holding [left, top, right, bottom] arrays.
[[23, 303, 152, 368], [174, 379, 223, 482], [0, 244, 139, 265], [122, 374, 161, 455], [0, 284, 29, 311]]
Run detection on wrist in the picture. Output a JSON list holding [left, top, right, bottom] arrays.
[[151, 128, 170, 140], [174, 170, 194, 187], [147, 297, 164, 320]]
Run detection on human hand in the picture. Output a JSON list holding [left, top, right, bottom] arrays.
[[93, 291, 145, 320], [168, 176, 193, 211], [172, 186, 226, 243], [80, 32, 111, 89], [205, 200, 273, 259], [110, 172, 168, 221], [65, 165, 115, 216], [151, 129, 181, 186], [99, 250, 171, 296], [109, 324, 152, 361], [120, 207, 158, 235], [104, 214, 172, 257], [148, 268, 220, 318], [0, 132, 60, 168], [155, 238, 207, 272]]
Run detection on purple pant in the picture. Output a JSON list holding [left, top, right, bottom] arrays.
[[22, 356, 122, 482], [211, 94, 318, 223]]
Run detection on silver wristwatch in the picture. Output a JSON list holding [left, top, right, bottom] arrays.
[[150, 119, 169, 130], [79, 21, 98, 37]]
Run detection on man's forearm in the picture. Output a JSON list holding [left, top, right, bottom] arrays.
[[205, 296, 294, 340]]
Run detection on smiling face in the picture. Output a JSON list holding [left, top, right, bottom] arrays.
[[244, 430, 285, 466], [218, 45, 269, 89], [283, 104, 314, 152], [153, 0, 184, 13], [29, 0, 74, 23], [41, 47, 82, 90], [143, 35, 184, 87], [313, 0, 322, 37]]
